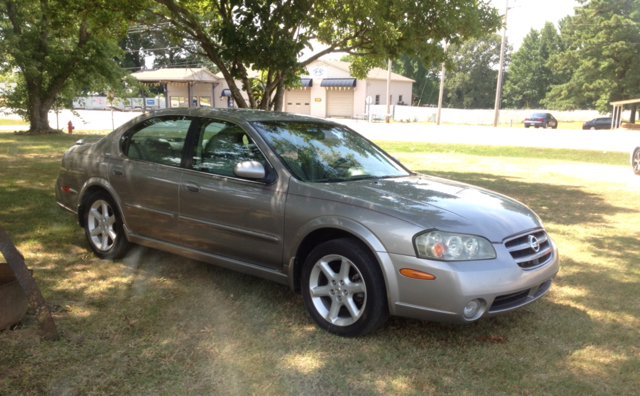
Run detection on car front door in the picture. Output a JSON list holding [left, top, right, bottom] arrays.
[[178, 118, 286, 269], [109, 115, 194, 242]]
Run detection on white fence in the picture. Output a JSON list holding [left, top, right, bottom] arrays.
[[72, 97, 166, 111], [366, 105, 621, 125]]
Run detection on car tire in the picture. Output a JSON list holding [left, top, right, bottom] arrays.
[[633, 148, 640, 175], [83, 191, 130, 260], [543, 123, 548, 129], [301, 238, 388, 337], [524, 125, 530, 128], [552, 122, 558, 129]]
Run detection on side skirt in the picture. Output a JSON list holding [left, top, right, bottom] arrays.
[[124, 228, 288, 286]]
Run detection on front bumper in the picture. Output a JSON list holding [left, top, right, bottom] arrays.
[[383, 238, 559, 323]]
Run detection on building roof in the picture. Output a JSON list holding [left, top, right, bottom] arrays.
[[131, 68, 219, 83], [319, 60, 415, 82], [610, 98, 640, 106]]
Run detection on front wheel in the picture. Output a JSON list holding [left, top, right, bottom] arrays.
[[633, 148, 640, 175], [301, 238, 388, 337], [552, 122, 558, 129], [83, 191, 130, 259]]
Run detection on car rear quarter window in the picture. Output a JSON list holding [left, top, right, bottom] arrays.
[[120, 116, 192, 166]]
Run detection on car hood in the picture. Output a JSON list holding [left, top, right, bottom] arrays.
[[301, 174, 543, 242]]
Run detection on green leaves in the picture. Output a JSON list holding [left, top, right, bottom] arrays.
[[0, 0, 137, 132], [503, 22, 563, 109], [542, 0, 640, 112]]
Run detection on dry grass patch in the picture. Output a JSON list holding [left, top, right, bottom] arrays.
[[0, 133, 638, 395]]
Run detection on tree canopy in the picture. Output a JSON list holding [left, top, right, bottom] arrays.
[[443, 34, 508, 109], [543, 0, 640, 113], [0, 0, 139, 133], [502, 22, 564, 109], [145, 0, 501, 110]]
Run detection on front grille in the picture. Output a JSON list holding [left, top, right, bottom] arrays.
[[489, 278, 554, 312], [504, 230, 553, 269]]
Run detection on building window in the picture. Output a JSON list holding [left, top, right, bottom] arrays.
[[200, 96, 212, 107], [398, 95, 403, 104], [375, 95, 380, 105], [170, 96, 186, 107]]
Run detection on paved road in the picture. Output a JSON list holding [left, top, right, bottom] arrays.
[[333, 119, 638, 153], [1, 109, 638, 152]]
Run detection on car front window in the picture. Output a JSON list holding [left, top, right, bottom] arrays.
[[192, 119, 267, 177], [252, 121, 410, 182]]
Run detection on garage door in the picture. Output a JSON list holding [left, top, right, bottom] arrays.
[[326, 89, 354, 118], [285, 90, 311, 115]]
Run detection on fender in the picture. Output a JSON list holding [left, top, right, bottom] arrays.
[[285, 215, 401, 314], [76, 177, 127, 228]]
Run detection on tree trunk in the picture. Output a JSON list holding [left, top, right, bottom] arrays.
[[630, 105, 637, 124], [273, 76, 285, 112], [26, 86, 58, 134]]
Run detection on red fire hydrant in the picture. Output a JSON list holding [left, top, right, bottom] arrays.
[[67, 121, 75, 134]]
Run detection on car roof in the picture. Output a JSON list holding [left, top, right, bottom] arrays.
[[145, 107, 335, 125]]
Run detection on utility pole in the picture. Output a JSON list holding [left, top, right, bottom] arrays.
[[436, 44, 447, 125], [493, 0, 509, 127], [385, 58, 392, 123]]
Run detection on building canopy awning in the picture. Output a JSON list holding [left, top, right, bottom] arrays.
[[301, 78, 312, 87], [321, 78, 356, 87], [220, 89, 232, 98]]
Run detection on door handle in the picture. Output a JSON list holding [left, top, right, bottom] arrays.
[[184, 182, 200, 193], [112, 169, 124, 176]]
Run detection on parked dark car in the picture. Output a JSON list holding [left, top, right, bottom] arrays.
[[524, 112, 558, 129], [583, 117, 616, 130], [55, 108, 559, 337]]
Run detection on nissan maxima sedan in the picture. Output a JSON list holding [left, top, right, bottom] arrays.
[[56, 108, 559, 337]]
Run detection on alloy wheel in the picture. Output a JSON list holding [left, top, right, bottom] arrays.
[[87, 199, 117, 251], [308, 254, 367, 326]]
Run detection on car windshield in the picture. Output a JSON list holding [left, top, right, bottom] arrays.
[[251, 121, 411, 182]]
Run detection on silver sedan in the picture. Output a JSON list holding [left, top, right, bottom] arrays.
[[55, 108, 559, 337]]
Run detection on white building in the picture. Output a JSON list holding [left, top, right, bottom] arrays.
[[130, 61, 414, 118], [286, 60, 414, 118]]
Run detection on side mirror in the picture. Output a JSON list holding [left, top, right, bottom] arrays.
[[234, 161, 278, 183]]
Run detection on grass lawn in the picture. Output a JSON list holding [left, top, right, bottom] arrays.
[[0, 118, 29, 126], [0, 132, 638, 395]]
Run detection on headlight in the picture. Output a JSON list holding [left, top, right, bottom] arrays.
[[414, 230, 496, 261]]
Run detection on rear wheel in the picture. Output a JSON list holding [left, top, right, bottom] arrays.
[[633, 148, 640, 175], [83, 191, 130, 259], [301, 238, 388, 337], [524, 125, 530, 128]]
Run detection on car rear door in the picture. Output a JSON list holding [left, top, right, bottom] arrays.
[[109, 115, 194, 242], [178, 117, 287, 269]]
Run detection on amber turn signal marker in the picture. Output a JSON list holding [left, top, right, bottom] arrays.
[[399, 268, 436, 280]]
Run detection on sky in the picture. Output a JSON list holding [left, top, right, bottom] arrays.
[[492, 0, 581, 50]]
